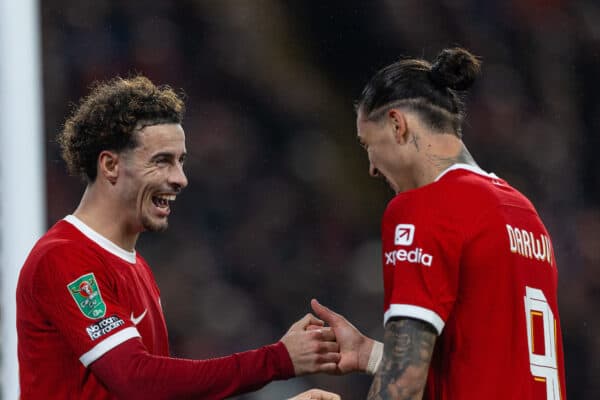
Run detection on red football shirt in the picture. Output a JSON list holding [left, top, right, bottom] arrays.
[[17, 215, 168, 399], [381, 164, 567, 400]]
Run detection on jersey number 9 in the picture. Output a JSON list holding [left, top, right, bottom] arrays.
[[524, 286, 561, 399]]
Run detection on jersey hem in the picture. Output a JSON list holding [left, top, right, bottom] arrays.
[[384, 304, 445, 335], [79, 327, 141, 367]]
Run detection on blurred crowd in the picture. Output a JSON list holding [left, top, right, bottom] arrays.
[[41, 1, 599, 398]]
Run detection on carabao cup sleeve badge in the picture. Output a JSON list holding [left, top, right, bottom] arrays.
[[67, 273, 107, 319]]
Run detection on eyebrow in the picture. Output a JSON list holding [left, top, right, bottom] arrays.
[[150, 151, 187, 161], [150, 152, 174, 160]]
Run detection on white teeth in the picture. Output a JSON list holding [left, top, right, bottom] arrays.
[[156, 194, 176, 202]]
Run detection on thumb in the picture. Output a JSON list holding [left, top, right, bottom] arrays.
[[311, 299, 340, 327]]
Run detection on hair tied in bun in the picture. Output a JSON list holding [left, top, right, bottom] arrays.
[[429, 47, 481, 91]]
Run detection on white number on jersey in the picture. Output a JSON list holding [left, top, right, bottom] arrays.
[[524, 286, 561, 399]]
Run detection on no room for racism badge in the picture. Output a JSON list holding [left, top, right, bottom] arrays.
[[67, 273, 107, 319]]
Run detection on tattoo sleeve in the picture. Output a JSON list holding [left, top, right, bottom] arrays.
[[367, 318, 437, 400]]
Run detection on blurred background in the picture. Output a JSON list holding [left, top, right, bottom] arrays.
[[24, 0, 600, 398]]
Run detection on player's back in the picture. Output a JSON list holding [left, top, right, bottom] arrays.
[[428, 166, 567, 399]]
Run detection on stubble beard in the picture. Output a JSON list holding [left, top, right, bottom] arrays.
[[141, 214, 169, 232]]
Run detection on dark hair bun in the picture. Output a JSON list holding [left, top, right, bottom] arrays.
[[429, 48, 481, 91]]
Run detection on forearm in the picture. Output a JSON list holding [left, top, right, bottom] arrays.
[[91, 338, 295, 399], [366, 318, 436, 400]]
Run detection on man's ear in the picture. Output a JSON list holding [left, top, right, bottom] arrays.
[[387, 109, 409, 144], [98, 150, 119, 184]]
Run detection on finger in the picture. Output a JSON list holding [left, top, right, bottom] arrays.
[[305, 389, 341, 400], [318, 362, 341, 375], [317, 390, 341, 400], [306, 324, 323, 331], [292, 313, 325, 331], [313, 327, 336, 342], [311, 299, 341, 326], [288, 390, 311, 400], [316, 341, 340, 354], [315, 350, 341, 365], [290, 389, 341, 400]]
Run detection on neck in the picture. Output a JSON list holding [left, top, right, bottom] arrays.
[[425, 142, 478, 176], [73, 185, 139, 251], [404, 135, 478, 192]]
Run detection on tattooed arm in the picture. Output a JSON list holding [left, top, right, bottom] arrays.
[[367, 318, 437, 400]]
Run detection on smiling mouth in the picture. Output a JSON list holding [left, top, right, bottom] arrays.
[[152, 194, 176, 209]]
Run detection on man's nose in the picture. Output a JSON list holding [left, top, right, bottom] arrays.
[[369, 163, 379, 177], [169, 164, 188, 191]]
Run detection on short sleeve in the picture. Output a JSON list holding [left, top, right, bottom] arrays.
[[381, 196, 463, 334], [33, 242, 140, 366]]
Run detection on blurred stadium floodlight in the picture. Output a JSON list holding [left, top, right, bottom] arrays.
[[0, 0, 44, 398]]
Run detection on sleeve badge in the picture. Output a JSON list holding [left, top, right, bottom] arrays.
[[67, 273, 107, 319]]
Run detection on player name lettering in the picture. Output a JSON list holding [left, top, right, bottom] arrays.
[[385, 248, 433, 267], [505, 224, 552, 265], [86, 315, 125, 341]]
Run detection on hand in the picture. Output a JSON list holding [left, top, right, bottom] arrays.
[[280, 313, 341, 376], [310, 299, 374, 374], [288, 388, 341, 400]]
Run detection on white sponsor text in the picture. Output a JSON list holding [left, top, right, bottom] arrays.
[[86, 315, 125, 341], [385, 248, 433, 267]]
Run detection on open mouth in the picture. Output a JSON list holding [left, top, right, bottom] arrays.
[[152, 194, 176, 210]]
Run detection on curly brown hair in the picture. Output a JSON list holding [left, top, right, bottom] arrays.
[[57, 75, 186, 182]]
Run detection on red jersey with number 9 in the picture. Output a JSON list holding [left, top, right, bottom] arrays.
[[381, 164, 567, 400]]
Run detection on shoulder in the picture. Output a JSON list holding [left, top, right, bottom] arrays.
[[439, 168, 539, 217], [383, 173, 460, 223], [427, 167, 532, 213], [20, 221, 105, 285], [382, 168, 510, 237]]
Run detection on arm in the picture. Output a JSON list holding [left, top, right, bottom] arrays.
[[367, 318, 437, 400], [91, 338, 293, 400], [90, 313, 340, 400]]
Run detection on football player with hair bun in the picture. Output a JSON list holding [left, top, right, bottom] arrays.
[[313, 47, 567, 399]]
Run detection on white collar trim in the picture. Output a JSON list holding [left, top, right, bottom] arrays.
[[63, 215, 137, 264], [434, 163, 498, 182]]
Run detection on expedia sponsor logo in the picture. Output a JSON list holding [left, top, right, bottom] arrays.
[[86, 315, 125, 341], [385, 248, 433, 267], [394, 224, 415, 245]]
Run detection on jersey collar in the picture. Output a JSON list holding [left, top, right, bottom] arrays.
[[63, 215, 137, 264], [434, 163, 498, 182]]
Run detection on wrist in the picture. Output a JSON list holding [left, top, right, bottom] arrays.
[[273, 341, 296, 378], [365, 340, 383, 375]]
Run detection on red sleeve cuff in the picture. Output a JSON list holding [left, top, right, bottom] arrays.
[[269, 341, 295, 379]]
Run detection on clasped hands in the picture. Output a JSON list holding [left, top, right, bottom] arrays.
[[280, 299, 377, 399]]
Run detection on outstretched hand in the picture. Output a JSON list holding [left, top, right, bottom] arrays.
[[310, 299, 374, 374], [280, 313, 341, 376], [288, 388, 341, 400]]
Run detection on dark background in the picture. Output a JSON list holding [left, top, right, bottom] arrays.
[[42, 1, 599, 398]]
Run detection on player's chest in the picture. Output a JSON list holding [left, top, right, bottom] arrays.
[[112, 265, 169, 354]]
